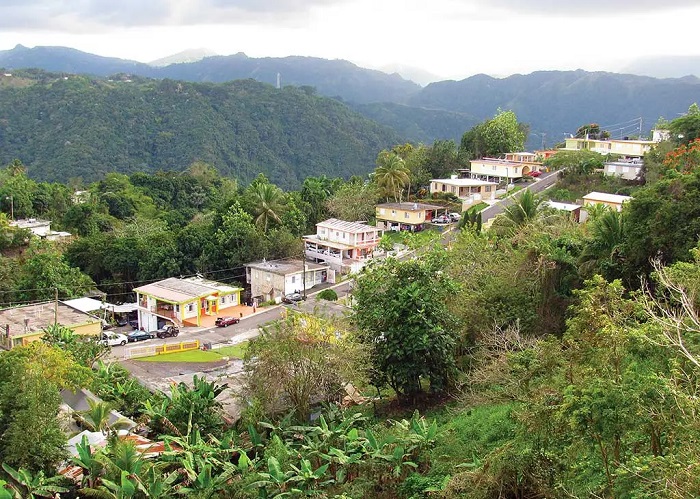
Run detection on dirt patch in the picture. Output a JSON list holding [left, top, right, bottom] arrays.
[[120, 359, 228, 379]]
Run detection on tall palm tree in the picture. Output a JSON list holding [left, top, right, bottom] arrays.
[[374, 152, 410, 203], [503, 189, 542, 227], [247, 182, 285, 232]]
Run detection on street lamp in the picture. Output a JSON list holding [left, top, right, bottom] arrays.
[[4, 195, 12, 221]]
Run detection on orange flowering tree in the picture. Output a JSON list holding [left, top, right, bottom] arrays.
[[662, 138, 700, 175]]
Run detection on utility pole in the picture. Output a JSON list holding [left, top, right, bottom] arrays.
[[5, 195, 12, 221], [302, 250, 307, 299], [54, 287, 58, 327]]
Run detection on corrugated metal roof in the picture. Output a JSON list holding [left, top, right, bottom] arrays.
[[376, 202, 444, 211], [583, 192, 633, 204]]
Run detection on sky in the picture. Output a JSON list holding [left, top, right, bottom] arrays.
[[0, 0, 699, 82]]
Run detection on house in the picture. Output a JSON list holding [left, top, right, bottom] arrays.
[[0, 301, 102, 350], [9, 218, 72, 240], [464, 158, 534, 182], [133, 276, 243, 330], [562, 137, 656, 159], [375, 202, 445, 232], [603, 160, 643, 180], [582, 192, 633, 212], [543, 200, 582, 222], [245, 259, 331, 304], [430, 177, 498, 210], [303, 218, 382, 274], [535, 149, 560, 161]]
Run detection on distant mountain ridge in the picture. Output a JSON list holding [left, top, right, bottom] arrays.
[[149, 48, 218, 67], [2, 45, 700, 156]]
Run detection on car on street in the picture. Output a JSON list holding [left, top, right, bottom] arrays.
[[127, 330, 155, 342], [215, 316, 240, 327], [448, 212, 462, 222], [152, 325, 179, 339], [433, 215, 450, 224], [100, 332, 128, 347], [282, 293, 304, 304], [528, 170, 542, 177]]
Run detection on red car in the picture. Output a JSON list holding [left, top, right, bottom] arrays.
[[528, 170, 542, 177], [215, 316, 240, 327]]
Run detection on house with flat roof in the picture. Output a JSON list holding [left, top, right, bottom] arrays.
[[562, 137, 656, 158], [0, 301, 102, 350], [543, 200, 582, 222], [375, 202, 445, 232], [245, 259, 330, 304], [9, 218, 72, 241], [133, 276, 243, 330], [604, 160, 643, 180], [304, 219, 382, 274], [430, 177, 497, 210], [582, 192, 633, 212], [465, 158, 535, 182]]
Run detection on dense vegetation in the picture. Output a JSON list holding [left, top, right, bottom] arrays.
[[0, 71, 400, 188], [3, 109, 700, 497], [4, 46, 700, 152]]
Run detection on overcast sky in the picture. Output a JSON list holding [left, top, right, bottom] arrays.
[[0, 0, 698, 81]]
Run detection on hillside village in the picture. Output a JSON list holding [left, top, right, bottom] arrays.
[[0, 99, 700, 498]]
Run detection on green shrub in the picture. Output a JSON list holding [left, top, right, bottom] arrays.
[[317, 289, 338, 301]]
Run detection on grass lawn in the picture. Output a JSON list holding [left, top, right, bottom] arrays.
[[137, 341, 249, 363], [465, 202, 488, 214]]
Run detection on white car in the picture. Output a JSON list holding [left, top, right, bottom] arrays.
[[100, 332, 128, 347], [449, 212, 462, 222]]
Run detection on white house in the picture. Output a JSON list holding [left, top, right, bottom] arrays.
[[604, 160, 643, 180], [429, 177, 497, 210], [582, 192, 633, 212], [303, 219, 382, 274], [245, 259, 330, 304]]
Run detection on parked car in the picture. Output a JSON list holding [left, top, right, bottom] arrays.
[[215, 316, 240, 327], [153, 325, 179, 339], [128, 319, 139, 329], [115, 316, 130, 327], [448, 212, 462, 222], [433, 215, 450, 224], [528, 170, 542, 177], [100, 332, 128, 347], [282, 293, 304, 304], [127, 330, 155, 342]]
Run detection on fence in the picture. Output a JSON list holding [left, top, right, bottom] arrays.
[[124, 340, 200, 359]]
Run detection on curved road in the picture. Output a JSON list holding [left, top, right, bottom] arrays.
[[480, 171, 560, 223]]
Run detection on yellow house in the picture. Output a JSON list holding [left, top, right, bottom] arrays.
[[563, 137, 655, 158], [134, 276, 243, 330], [0, 301, 102, 350], [582, 191, 632, 212], [375, 202, 444, 232], [430, 177, 497, 210]]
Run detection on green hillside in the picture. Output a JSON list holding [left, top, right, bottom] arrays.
[[0, 71, 400, 188]]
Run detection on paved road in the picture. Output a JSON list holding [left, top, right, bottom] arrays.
[[109, 280, 355, 359], [480, 171, 560, 222]]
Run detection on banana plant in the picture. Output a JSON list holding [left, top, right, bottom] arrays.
[[71, 434, 106, 489], [0, 464, 68, 499], [82, 469, 142, 499], [247, 457, 295, 497], [0, 480, 13, 499], [287, 458, 333, 492]]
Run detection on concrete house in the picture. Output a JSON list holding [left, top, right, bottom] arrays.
[[375, 202, 444, 232], [604, 160, 643, 180], [466, 158, 532, 181], [134, 276, 243, 330], [430, 177, 497, 210], [582, 192, 633, 212], [304, 219, 382, 274], [563, 137, 656, 159], [0, 301, 102, 350], [246, 259, 330, 304]]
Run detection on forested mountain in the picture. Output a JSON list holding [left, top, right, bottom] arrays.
[[0, 71, 400, 187], [410, 70, 700, 146], [0, 45, 421, 104]]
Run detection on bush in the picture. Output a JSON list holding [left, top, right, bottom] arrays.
[[317, 289, 338, 301]]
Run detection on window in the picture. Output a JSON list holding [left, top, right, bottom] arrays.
[[485, 186, 491, 192], [492, 165, 497, 171], [220, 297, 226, 305], [391, 210, 396, 216], [441, 184, 446, 192], [186, 303, 194, 312], [174, 304, 180, 313], [404, 212, 409, 219], [379, 208, 385, 215], [291, 276, 296, 284]]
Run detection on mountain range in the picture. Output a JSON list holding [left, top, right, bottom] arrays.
[[1, 45, 700, 183]]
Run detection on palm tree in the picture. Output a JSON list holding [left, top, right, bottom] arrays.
[[247, 182, 285, 232], [503, 189, 542, 227], [79, 399, 132, 435], [579, 209, 626, 279], [374, 152, 410, 203]]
